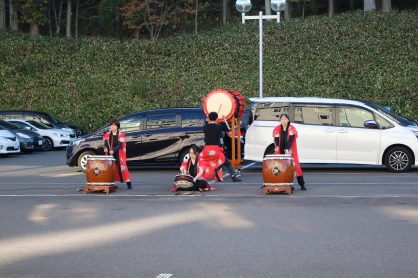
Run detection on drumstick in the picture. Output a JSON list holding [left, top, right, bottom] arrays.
[[217, 104, 222, 115]]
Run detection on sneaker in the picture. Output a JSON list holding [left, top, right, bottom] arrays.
[[232, 176, 242, 182], [234, 170, 242, 177]]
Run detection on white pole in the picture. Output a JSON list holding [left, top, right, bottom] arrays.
[[242, 13, 245, 24], [259, 11, 263, 99]]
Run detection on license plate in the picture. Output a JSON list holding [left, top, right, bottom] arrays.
[[39, 140, 43, 145]]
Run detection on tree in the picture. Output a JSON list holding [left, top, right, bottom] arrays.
[[364, 0, 376, 11], [121, 0, 182, 40], [20, 0, 48, 36], [66, 0, 71, 37], [382, 0, 391, 12], [100, 0, 127, 38], [284, 0, 291, 20], [328, 0, 335, 15], [52, 0, 64, 35], [0, 0, 5, 29], [10, 0, 19, 31]]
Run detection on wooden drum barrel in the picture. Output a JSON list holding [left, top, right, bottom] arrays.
[[262, 154, 294, 186], [85, 155, 116, 185]]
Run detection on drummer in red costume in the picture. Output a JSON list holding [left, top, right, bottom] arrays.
[[103, 119, 132, 189], [199, 112, 226, 181], [272, 113, 307, 190]]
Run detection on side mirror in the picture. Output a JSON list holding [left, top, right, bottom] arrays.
[[364, 120, 379, 129]]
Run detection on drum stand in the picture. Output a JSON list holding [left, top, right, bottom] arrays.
[[262, 185, 294, 195], [84, 184, 118, 194], [227, 116, 242, 172]]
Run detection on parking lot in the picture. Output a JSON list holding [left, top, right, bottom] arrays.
[[1, 151, 418, 278]]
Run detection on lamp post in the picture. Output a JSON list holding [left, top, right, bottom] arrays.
[[235, 0, 287, 98]]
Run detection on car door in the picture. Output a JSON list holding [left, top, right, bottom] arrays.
[[117, 113, 143, 161], [140, 112, 184, 162], [336, 106, 381, 164], [292, 104, 337, 163], [181, 109, 206, 149]]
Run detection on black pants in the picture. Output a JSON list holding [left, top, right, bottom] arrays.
[[216, 157, 235, 176], [178, 179, 208, 191]]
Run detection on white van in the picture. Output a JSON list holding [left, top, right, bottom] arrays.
[[244, 97, 418, 172], [0, 128, 20, 155]]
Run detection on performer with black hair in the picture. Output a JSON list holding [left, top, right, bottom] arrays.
[[272, 113, 306, 190]]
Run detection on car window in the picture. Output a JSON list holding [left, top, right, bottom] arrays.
[[294, 105, 334, 125], [9, 121, 31, 130], [2, 112, 23, 119], [0, 120, 20, 130], [146, 114, 176, 129], [338, 107, 374, 128], [119, 114, 142, 132], [181, 111, 205, 127], [374, 112, 394, 129], [255, 106, 290, 121]]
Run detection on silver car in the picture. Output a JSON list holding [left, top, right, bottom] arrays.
[[6, 119, 75, 151]]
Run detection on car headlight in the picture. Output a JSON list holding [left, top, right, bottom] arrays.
[[69, 138, 84, 147], [16, 132, 31, 139], [54, 133, 69, 137]]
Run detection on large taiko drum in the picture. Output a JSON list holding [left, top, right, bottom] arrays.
[[262, 154, 294, 186], [85, 155, 116, 185], [174, 174, 194, 188], [228, 90, 246, 117], [203, 89, 246, 121]]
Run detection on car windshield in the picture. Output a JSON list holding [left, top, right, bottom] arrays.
[[0, 120, 20, 130], [360, 101, 417, 127], [38, 113, 67, 124], [26, 120, 52, 129]]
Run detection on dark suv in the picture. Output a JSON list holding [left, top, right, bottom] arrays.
[[0, 110, 87, 137], [66, 108, 207, 172]]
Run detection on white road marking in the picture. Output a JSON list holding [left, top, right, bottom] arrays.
[[155, 274, 173, 278]]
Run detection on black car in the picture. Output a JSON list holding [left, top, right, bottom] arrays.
[[0, 120, 44, 153], [66, 108, 208, 172], [66, 107, 250, 172], [0, 110, 87, 137]]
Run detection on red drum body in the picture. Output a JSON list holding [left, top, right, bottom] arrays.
[[86, 155, 116, 185], [203, 89, 246, 121], [174, 174, 194, 188], [262, 155, 294, 186], [228, 90, 246, 117]]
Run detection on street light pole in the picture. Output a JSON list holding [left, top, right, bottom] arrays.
[[236, 0, 286, 99]]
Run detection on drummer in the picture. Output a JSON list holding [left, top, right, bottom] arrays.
[[272, 113, 306, 190], [199, 111, 226, 181], [178, 146, 209, 192], [103, 119, 132, 189]]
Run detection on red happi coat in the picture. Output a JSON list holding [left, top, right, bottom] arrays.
[[272, 124, 303, 177], [103, 131, 131, 183], [199, 145, 225, 180]]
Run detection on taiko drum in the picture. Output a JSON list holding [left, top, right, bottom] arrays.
[[262, 155, 295, 186], [174, 174, 194, 188], [203, 88, 246, 121], [85, 155, 116, 185]]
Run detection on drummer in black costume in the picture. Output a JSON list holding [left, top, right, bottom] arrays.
[[179, 146, 209, 192]]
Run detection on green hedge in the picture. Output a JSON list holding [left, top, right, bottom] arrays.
[[1, 10, 417, 132]]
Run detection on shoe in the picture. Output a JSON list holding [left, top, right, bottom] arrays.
[[234, 170, 242, 177], [127, 182, 133, 189], [300, 185, 307, 190], [232, 176, 242, 182]]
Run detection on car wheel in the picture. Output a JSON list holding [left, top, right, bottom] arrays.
[[263, 144, 275, 158], [78, 151, 96, 173], [384, 147, 412, 173], [42, 137, 54, 151]]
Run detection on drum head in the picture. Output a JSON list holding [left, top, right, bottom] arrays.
[[203, 89, 236, 121]]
